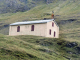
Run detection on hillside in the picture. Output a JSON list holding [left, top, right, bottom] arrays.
[[0, 34, 67, 60], [0, 0, 55, 13], [0, 34, 80, 60], [0, 0, 44, 13], [0, 0, 80, 60]]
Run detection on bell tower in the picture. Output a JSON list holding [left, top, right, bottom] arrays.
[[51, 11, 54, 19]]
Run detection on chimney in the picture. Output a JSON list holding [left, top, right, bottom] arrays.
[[51, 11, 54, 19]]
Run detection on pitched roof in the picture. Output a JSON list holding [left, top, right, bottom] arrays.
[[10, 19, 59, 27], [10, 19, 54, 25]]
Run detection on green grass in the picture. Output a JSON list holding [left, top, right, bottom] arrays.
[[0, 34, 80, 60], [0, 34, 70, 60], [0, 1, 80, 59], [0, 0, 80, 23]]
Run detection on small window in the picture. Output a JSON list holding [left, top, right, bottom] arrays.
[[49, 29, 51, 35], [54, 31, 56, 37], [17, 26, 20, 32], [52, 22, 54, 27], [31, 25, 34, 31]]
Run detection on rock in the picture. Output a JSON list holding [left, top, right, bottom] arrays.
[[36, 41, 40, 43], [66, 42, 78, 48], [60, 19, 77, 25], [75, 47, 80, 54], [67, 51, 73, 54], [4, 24, 9, 27], [57, 40, 65, 45]]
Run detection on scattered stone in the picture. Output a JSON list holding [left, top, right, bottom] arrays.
[[75, 47, 80, 54], [4, 24, 9, 27], [36, 41, 40, 43], [66, 42, 78, 48], [67, 51, 73, 54], [60, 19, 77, 25], [40, 41, 53, 46], [57, 41, 65, 45]]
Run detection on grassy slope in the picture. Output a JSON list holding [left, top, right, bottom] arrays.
[[0, 34, 68, 60], [0, 34, 80, 60]]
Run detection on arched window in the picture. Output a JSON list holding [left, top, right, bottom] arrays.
[[49, 29, 51, 35], [52, 22, 54, 27], [54, 31, 56, 37], [31, 25, 34, 31], [17, 26, 20, 32]]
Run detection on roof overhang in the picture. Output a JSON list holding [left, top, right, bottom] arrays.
[[10, 19, 54, 26]]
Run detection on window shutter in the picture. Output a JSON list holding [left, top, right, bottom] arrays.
[[17, 26, 20, 32], [31, 25, 34, 31], [54, 31, 56, 37]]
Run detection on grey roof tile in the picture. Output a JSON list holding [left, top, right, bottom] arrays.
[[10, 19, 54, 26]]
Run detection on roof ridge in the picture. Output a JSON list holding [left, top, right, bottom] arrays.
[[10, 19, 54, 25]]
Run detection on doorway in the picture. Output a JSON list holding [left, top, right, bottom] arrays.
[[54, 31, 56, 37]]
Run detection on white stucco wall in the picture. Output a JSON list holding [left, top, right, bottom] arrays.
[[9, 20, 59, 38], [46, 21, 59, 38], [9, 23, 47, 37]]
